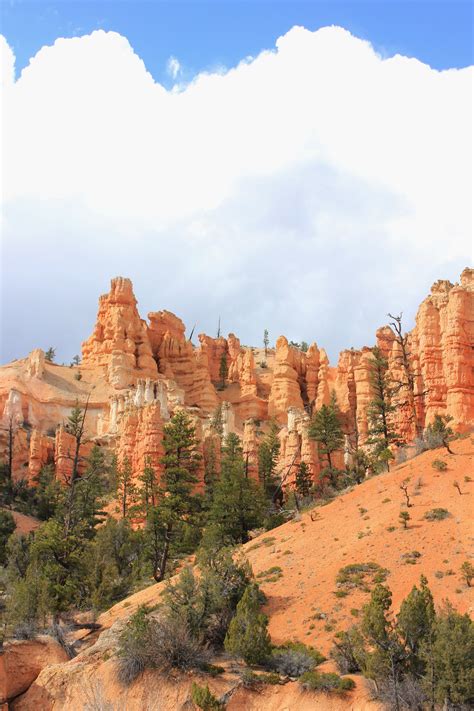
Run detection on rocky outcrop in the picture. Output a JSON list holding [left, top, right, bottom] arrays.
[[268, 337, 304, 422], [28, 430, 54, 482], [54, 427, 94, 483], [1, 269, 472, 490], [0, 636, 68, 705], [148, 311, 219, 413], [116, 401, 164, 483], [82, 277, 158, 389]]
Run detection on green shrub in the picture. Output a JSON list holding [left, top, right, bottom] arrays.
[[335, 562, 389, 594], [401, 551, 422, 565], [424, 508, 450, 521], [432, 459, 447, 471], [299, 671, 356, 693], [190, 683, 223, 710], [269, 642, 325, 676], [224, 583, 271, 665]]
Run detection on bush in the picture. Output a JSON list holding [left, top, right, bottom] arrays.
[[116, 607, 211, 686], [240, 669, 280, 687], [336, 562, 389, 593], [460, 561, 474, 587], [12, 620, 38, 640], [330, 627, 365, 674], [299, 671, 356, 694], [432, 459, 447, 471], [424, 508, 450, 521], [148, 615, 211, 672], [269, 642, 325, 676], [190, 683, 223, 710]]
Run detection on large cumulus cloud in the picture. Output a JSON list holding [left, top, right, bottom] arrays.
[[0, 26, 471, 363]]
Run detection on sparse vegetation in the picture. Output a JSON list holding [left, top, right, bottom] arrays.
[[401, 550, 421, 564], [269, 641, 324, 676], [424, 508, 450, 521], [432, 459, 447, 471], [190, 683, 223, 710], [399, 510, 410, 529], [460, 561, 474, 587], [335, 562, 389, 594], [299, 671, 355, 694]]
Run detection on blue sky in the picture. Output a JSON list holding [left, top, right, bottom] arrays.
[[2, 0, 473, 85], [1, 2, 472, 364]]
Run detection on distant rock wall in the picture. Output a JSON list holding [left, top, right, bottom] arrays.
[[0, 269, 472, 490]]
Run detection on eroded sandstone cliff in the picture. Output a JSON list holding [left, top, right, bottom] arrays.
[[0, 269, 472, 492]]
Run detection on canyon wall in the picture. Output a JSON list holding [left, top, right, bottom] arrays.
[[0, 269, 472, 491]]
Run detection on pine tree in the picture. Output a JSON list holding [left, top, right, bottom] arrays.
[[425, 414, 456, 454], [428, 602, 474, 708], [295, 461, 312, 498], [366, 346, 399, 471], [205, 433, 264, 546], [115, 458, 139, 520], [399, 510, 410, 529], [397, 575, 435, 676], [145, 410, 202, 582], [219, 353, 228, 390], [33, 464, 61, 520], [360, 584, 406, 711], [45, 347, 56, 362], [263, 329, 269, 357], [62, 399, 89, 537], [137, 457, 158, 516], [258, 420, 281, 500], [224, 583, 271, 664], [0, 510, 15, 565], [309, 393, 344, 486]]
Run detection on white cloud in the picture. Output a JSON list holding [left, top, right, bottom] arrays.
[[0, 27, 472, 364], [166, 55, 181, 80]]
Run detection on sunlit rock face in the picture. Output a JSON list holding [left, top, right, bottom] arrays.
[[0, 269, 472, 485]]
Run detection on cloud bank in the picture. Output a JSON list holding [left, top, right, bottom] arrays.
[[0, 26, 472, 363]]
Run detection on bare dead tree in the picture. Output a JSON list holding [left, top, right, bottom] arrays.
[[388, 313, 426, 438], [399, 478, 412, 507]]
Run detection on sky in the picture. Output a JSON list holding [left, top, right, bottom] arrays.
[[0, 1, 472, 365]]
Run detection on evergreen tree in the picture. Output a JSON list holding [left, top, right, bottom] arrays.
[[219, 353, 228, 389], [427, 602, 474, 708], [115, 458, 139, 520], [263, 329, 269, 357], [397, 575, 435, 676], [145, 410, 202, 582], [45, 347, 56, 362], [309, 393, 344, 486], [62, 400, 89, 537], [425, 414, 456, 454], [0, 510, 15, 565], [294, 461, 312, 498], [224, 583, 271, 664], [89, 518, 143, 610], [258, 420, 281, 501], [137, 458, 158, 517], [366, 346, 399, 471], [205, 433, 264, 546], [360, 584, 406, 711], [71, 354, 81, 366], [32, 464, 61, 520]]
